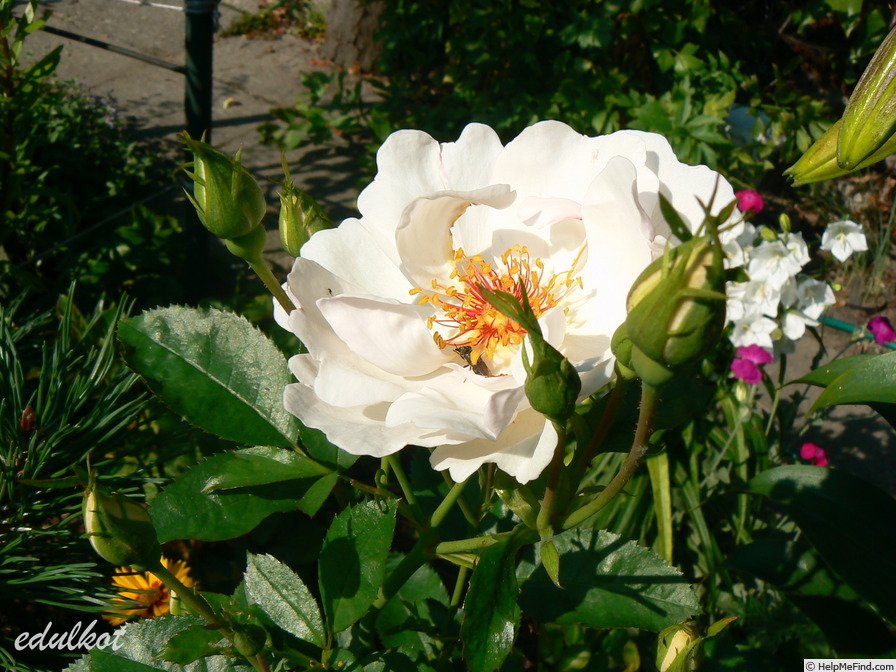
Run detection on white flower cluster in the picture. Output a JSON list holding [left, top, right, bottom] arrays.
[[722, 219, 839, 354]]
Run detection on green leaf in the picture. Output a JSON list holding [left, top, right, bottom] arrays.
[[158, 624, 227, 664], [299, 472, 339, 516], [794, 354, 878, 387], [375, 555, 449, 656], [200, 446, 330, 492], [807, 351, 896, 412], [301, 424, 358, 470], [319, 500, 398, 633], [519, 528, 699, 630], [245, 552, 326, 648], [118, 306, 299, 447], [461, 531, 527, 672], [87, 615, 253, 671], [150, 449, 320, 542], [747, 465, 896, 623], [797, 353, 896, 428]]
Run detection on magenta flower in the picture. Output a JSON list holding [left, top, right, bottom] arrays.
[[730, 344, 773, 384], [868, 315, 896, 345], [735, 189, 764, 214], [800, 442, 829, 467]]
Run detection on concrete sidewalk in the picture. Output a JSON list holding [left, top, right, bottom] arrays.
[[24, 0, 365, 251]]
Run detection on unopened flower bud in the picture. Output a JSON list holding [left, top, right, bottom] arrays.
[[838, 25, 896, 169], [656, 623, 701, 672], [278, 183, 332, 256], [785, 119, 896, 186], [479, 285, 581, 423], [610, 324, 637, 380], [625, 233, 727, 387], [181, 133, 266, 240], [82, 484, 161, 569]]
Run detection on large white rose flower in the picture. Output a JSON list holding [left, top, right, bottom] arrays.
[[276, 121, 735, 484]]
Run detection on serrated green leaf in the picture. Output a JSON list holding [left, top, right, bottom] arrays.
[[118, 306, 299, 447], [461, 531, 528, 672], [748, 465, 896, 623], [319, 500, 397, 633], [150, 449, 319, 542], [201, 446, 329, 493], [519, 528, 699, 631], [158, 624, 227, 664], [245, 552, 326, 647], [87, 615, 253, 671]]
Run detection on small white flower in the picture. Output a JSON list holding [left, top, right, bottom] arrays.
[[730, 310, 778, 349], [796, 277, 835, 320], [726, 280, 782, 319], [748, 240, 804, 288], [821, 220, 868, 262], [783, 232, 810, 268]]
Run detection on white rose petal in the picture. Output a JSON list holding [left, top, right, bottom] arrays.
[[279, 121, 737, 483]]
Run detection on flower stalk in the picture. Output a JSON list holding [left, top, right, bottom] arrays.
[[144, 557, 271, 672], [562, 383, 659, 530]]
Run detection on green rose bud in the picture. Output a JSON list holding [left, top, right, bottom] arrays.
[[279, 182, 332, 256], [656, 623, 701, 672], [610, 323, 637, 380], [625, 232, 726, 388], [181, 132, 266, 240], [479, 284, 581, 423], [838, 25, 896, 170], [785, 118, 896, 186], [82, 484, 161, 569]]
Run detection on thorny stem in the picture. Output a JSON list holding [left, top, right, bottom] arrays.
[[562, 383, 659, 530]]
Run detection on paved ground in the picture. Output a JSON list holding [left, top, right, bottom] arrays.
[[24, 0, 364, 270], [20, 0, 896, 492]]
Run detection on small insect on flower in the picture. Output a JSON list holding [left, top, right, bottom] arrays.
[[454, 346, 491, 376]]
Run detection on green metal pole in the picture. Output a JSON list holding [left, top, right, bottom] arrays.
[[184, 0, 218, 141], [183, 0, 218, 302]]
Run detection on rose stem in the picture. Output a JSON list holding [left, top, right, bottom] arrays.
[[535, 421, 568, 538], [147, 559, 269, 672], [562, 383, 659, 530], [573, 376, 633, 477], [370, 475, 471, 612], [247, 257, 295, 315]]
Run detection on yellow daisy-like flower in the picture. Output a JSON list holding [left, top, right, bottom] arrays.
[[103, 557, 195, 626]]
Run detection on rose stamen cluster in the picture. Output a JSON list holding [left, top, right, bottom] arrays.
[[412, 245, 583, 367]]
